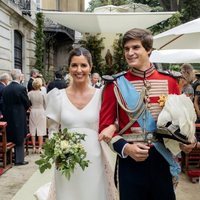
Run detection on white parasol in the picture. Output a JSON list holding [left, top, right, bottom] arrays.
[[153, 18, 200, 50]]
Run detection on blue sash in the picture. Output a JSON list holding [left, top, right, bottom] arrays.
[[153, 142, 181, 179], [116, 75, 181, 180], [116, 76, 156, 132]]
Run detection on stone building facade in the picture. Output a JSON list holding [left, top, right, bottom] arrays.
[[0, 0, 36, 77], [0, 0, 85, 81], [41, 0, 84, 11]]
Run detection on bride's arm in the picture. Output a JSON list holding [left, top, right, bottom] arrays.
[[47, 118, 60, 139], [98, 123, 118, 143]]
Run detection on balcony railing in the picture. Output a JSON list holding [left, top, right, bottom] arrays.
[[10, 0, 31, 16]]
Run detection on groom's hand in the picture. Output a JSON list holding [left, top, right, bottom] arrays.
[[124, 142, 150, 162], [179, 143, 196, 154]]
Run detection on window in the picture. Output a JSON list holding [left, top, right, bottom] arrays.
[[14, 30, 22, 70]]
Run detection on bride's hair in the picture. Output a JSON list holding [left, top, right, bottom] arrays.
[[67, 47, 93, 68]]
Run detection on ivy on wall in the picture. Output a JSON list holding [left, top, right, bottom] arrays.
[[34, 12, 45, 74]]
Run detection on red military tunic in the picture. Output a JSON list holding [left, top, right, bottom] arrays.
[[99, 66, 180, 155]]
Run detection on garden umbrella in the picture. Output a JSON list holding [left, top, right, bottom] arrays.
[[43, 11, 175, 34], [93, 5, 127, 13], [93, 3, 151, 13], [153, 18, 200, 49], [150, 49, 200, 63], [120, 3, 152, 12]]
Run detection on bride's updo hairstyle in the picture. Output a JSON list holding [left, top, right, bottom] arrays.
[[67, 47, 93, 68]]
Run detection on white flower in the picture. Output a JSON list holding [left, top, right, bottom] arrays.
[[60, 140, 69, 151]]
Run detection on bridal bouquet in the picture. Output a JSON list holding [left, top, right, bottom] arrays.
[[35, 128, 90, 180]]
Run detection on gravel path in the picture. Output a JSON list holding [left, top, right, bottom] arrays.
[[0, 153, 199, 200]]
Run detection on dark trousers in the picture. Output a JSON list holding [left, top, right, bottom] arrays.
[[14, 143, 25, 163], [116, 147, 176, 200]]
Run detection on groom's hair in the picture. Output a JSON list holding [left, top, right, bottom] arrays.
[[122, 28, 153, 52]]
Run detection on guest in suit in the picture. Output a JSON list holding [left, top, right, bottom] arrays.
[[91, 72, 103, 88], [3, 69, 31, 165], [27, 68, 39, 92], [47, 70, 67, 93], [0, 72, 11, 118]]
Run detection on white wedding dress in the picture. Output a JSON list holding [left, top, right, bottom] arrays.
[[35, 88, 118, 200]]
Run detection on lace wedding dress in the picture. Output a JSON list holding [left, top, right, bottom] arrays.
[[34, 88, 118, 200]]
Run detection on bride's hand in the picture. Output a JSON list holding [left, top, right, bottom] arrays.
[[98, 124, 117, 143]]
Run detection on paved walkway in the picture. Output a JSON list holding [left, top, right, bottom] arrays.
[[0, 153, 199, 200]]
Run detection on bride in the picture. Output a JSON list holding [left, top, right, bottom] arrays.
[[35, 47, 118, 200]]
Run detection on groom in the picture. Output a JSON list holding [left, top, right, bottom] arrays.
[[99, 28, 196, 200]]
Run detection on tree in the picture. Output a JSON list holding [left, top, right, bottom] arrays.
[[86, 0, 105, 12], [112, 34, 128, 74], [79, 33, 105, 75], [150, 12, 182, 35], [181, 0, 200, 22], [133, 0, 160, 7], [34, 12, 45, 74]]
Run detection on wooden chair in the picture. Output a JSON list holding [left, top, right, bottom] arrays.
[[24, 111, 31, 155], [195, 123, 200, 141], [0, 121, 15, 174], [24, 133, 31, 155], [184, 123, 200, 183], [185, 147, 200, 183]]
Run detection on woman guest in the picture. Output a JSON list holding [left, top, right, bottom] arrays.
[[28, 78, 47, 153], [180, 63, 195, 100]]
